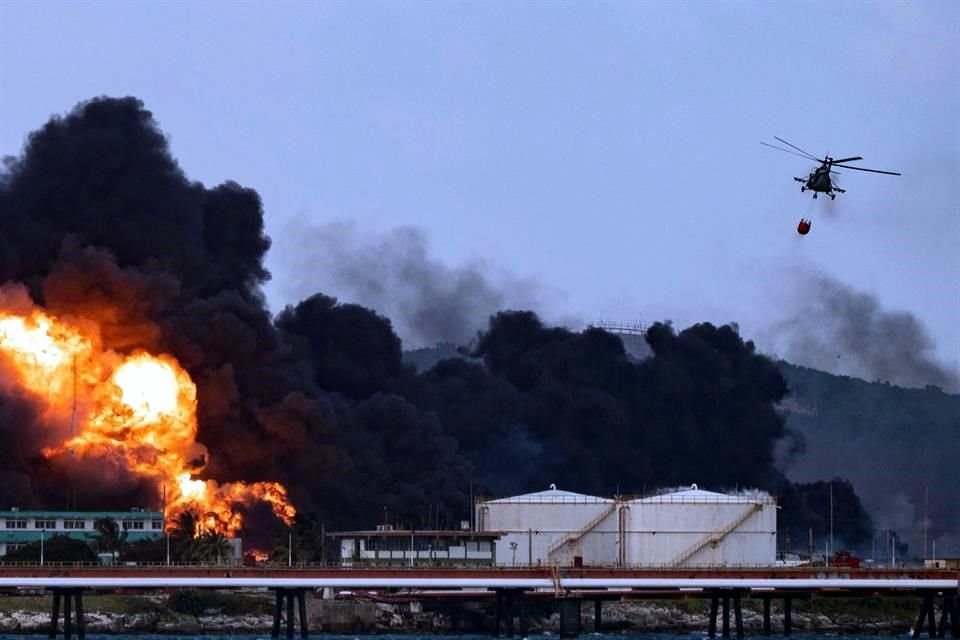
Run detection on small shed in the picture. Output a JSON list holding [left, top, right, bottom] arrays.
[[327, 527, 501, 567]]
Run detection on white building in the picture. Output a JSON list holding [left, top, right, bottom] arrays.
[[476, 484, 777, 567], [0, 508, 163, 557]]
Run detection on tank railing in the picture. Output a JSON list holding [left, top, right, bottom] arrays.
[[669, 503, 765, 567], [632, 495, 777, 505], [546, 502, 619, 557], [478, 494, 777, 506], [0, 559, 948, 571], [477, 496, 615, 505]]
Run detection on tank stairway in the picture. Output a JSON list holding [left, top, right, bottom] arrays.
[[670, 502, 764, 567], [547, 502, 618, 559]]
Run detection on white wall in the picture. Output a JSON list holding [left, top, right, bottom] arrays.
[[625, 501, 776, 566], [477, 490, 778, 567], [478, 500, 615, 566]]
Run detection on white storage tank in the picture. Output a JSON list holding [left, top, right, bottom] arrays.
[[624, 485, 777, 567], [476, 485, 615, 566]]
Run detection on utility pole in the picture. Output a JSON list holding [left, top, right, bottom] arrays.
[[40, 529, 45, 567], [828, 482, 834, 560], [163, 485, 170, 566], [69, 355, 78, 510], [923, 486, 928, 560]]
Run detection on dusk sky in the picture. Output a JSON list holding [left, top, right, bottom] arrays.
[[2, 1, 957, 383]]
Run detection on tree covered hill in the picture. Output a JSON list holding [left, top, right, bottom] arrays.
[[404, 339, 960, 558]]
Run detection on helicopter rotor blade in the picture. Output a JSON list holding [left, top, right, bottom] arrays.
[[773, 137, 822, 161], [829, 156, 862, 164], [831, 164, 901, 176], [760, 142, 821, 161]]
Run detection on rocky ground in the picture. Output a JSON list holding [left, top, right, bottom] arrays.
[[0, 592, 922, 635]]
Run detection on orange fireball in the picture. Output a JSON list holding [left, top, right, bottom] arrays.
[[0, 296, 295, 536]]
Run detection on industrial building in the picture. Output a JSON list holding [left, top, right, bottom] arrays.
[[328, 527, 502, 566], [0, 508, 163, 557], [476, 484, 777, 567]]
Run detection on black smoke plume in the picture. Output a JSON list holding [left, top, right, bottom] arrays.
[[273, 222, 545, 347], [1, 98, 874, 549], [396, 313, 795, 496], [0, 97, 467, 532], [773, 273, 958, 393]]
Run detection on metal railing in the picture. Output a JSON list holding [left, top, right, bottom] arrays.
[[669, 503, 765, 566], [546, 502, 618, 557]]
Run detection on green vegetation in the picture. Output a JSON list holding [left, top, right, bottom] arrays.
[[788, 596, 920, 622], [0, 594, 164, 616], [2, 535, 98, 563]]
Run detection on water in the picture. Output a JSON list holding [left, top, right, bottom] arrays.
[[0, 635, 914, 640]]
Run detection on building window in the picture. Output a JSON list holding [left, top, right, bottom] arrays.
[[34, 520, 57, 529], [151, 519, 163, 530], [122, 520, 145, 530], [63, 520, 86, 530], [5, 520, 27, 529]]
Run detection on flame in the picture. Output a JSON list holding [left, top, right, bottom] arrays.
[[0, 303, 295, 536], [245, 549, 270, 564]]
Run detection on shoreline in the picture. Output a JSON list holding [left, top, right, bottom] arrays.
[[0, 593, 922, 635]]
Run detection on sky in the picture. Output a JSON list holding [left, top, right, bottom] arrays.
[[1, 0, 958, 380]]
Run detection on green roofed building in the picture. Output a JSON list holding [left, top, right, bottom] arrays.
[[0, 508, 163, 557]]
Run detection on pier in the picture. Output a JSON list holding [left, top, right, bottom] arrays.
[[0, 566, 956, 639]]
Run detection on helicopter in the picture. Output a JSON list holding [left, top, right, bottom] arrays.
[[762, 137, 900, 199]]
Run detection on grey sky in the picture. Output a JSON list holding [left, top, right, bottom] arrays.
[[1, 1, 957, 376]]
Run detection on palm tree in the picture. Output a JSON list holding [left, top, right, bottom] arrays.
[[164, 511, 200, 562], [192, 532, 233, 565], [170, 511, 199, 541], [93, 518, 128, 559]]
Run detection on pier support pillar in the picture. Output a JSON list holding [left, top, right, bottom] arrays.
[[505, 590, 515, 637], [49, 590, 61, 639], [915, 594, 935, 639], [75, 590, 85, 640], [708, 592, 719, 639], [494, 589, 503, 637], [558, 598, 581, 638], [48, 590, 84, 639], [63, 592, 72, 640], [939, 592, 959, 638], [518, 592, 528, 639], [271, 589, 309, 639], [298, 590, 308, 639], [286, 589, 295, 639], [721, 592, 730, 638], [783, 596, 792, 637], [593, 600, 602, 633], [733, 591, 744, 639], [762, 596, 771, 636]]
